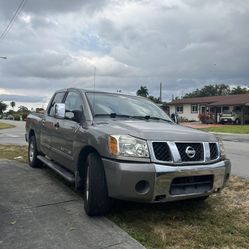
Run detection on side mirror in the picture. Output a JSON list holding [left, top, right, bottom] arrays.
[[55, 103, 65, 119]]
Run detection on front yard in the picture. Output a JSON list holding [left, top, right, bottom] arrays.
[[201, 125, 249, 134], [0, 145, 248, 249], [0, 121, 15, 129], [109, 176, 249, 249]]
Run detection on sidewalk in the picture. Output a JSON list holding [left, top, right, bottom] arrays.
[[0, 160, 145, 249]]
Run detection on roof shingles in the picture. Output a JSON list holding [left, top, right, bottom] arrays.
[[168, 93, 249, 106]]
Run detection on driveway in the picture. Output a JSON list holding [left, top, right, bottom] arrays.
[[0, 120, 26, 145], [0, 160, 144, 249]]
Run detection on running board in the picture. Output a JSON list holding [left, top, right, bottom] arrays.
[[37, 155, 75, 183]]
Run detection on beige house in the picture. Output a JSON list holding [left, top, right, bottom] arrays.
[[167, 93, 249, 123]]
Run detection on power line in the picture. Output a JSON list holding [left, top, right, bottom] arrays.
[[0, 0, 27, 41]]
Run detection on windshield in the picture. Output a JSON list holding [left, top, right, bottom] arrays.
[[86, 92, 171, 121]]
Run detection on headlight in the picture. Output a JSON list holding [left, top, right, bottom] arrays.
[[108, 135, 149, 158], [218, 137, 226, 159]]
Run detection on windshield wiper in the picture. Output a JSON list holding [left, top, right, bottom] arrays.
[[94, 113, 131, 118], [132, 115, 173, 123], [94, 113, 172, 123]]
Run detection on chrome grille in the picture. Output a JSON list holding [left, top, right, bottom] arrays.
[[209, 143, 218, 160], [175, 143, 204, 162], [152, 142, 172, 161]]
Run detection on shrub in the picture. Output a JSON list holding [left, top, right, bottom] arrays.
[[198, 112, 215, 124]]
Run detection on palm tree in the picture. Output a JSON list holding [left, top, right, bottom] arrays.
[[136, 86, 149, 97], [10, 101, 15, 110]]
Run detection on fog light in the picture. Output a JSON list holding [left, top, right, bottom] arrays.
[[135, 180, 150, 194]]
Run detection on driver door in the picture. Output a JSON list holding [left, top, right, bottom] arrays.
[[51, 90, 84, 171]]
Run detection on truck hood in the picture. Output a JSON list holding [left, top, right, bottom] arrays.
[[94, 119, 217, 142]]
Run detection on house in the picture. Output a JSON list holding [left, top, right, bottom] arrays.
[[167, 93, 249, 124]]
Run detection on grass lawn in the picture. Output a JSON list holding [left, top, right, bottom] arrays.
[[0, 121, 15, 129], [0, 145, 28, 163], [0, 145, 248, 249], [201, 125, 249, 134], [109, 177, 249, 249]]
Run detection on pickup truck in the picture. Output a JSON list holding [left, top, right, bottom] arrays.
[[26, 88, 231, 216]]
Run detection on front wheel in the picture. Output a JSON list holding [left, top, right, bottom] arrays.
[[193, 196, 209, 201], [28, 136, 43, 168], [234, 119, 240, 125], [83, 152, 110, 216]]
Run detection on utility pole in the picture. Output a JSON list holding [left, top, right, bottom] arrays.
[[159, 82, 162, 102]]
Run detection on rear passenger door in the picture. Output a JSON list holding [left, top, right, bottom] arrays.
[[40, 91, 66, 157]]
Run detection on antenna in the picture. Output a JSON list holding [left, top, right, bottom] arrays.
[[93, 66, 96, 90], [92, 66, 96, 124]]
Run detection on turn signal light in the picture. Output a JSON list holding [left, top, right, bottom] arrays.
[[108, 136, 118, 155]]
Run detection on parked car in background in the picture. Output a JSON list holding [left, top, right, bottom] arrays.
[[219, 111, 249, 124], [2, 114, 14, 120]]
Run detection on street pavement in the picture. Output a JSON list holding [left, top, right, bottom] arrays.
[[216, 133, 249, 178], [0, 160, 145, 249], [0, 120, 26, 145]]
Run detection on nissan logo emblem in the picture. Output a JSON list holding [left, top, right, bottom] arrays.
[[185, 146, 196, 158]]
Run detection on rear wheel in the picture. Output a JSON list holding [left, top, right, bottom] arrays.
[[28, 136, 43, 168], [83, 152, 110, 216]]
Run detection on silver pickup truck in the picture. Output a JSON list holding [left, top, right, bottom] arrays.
[[26, 88, 231, 216]]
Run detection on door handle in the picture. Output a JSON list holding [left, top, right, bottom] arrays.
[[54, 122, 60, 128]]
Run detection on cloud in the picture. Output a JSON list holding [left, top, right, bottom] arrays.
[[0, 0, 249, 102], [0, 0, 108, 16], [0, 94, 45, 102]]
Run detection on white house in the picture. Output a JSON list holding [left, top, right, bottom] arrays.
[[167, 93, 249, 123]]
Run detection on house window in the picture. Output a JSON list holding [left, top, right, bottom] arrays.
[[191, 105, 198, 113], [201, 106, 206, 113], [176, 105, 183, 113]]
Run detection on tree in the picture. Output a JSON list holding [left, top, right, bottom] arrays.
[[10, 101, 15, 110], [0, 101, 7, 114], [17, 105, 29, 113], [183, 84, 231, 98], [230, 86, 249, 95], [148, 95, 161, 103], [136, 86, 149, 97]]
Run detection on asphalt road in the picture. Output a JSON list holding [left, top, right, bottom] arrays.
[[0, 160, 144, 249], [1, 120, 248, 178], [0, 120, 26, 145], [217, 133, 249, 178]]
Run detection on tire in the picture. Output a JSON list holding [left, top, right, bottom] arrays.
[[83, 152, 110, 216], [234, 119, 240, 125], [28, 136, 43, 168], [193, 196, 209, 201]]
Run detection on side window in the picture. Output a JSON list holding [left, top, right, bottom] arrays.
[[48, 92, 65, 116], [191, 104, 198, 113], [64, 91, 83, 122]]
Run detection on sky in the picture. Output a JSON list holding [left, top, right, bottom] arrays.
[[0, 0, 249, 110]]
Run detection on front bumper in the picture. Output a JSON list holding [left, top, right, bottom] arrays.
[[103, 158, 231, 202]]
